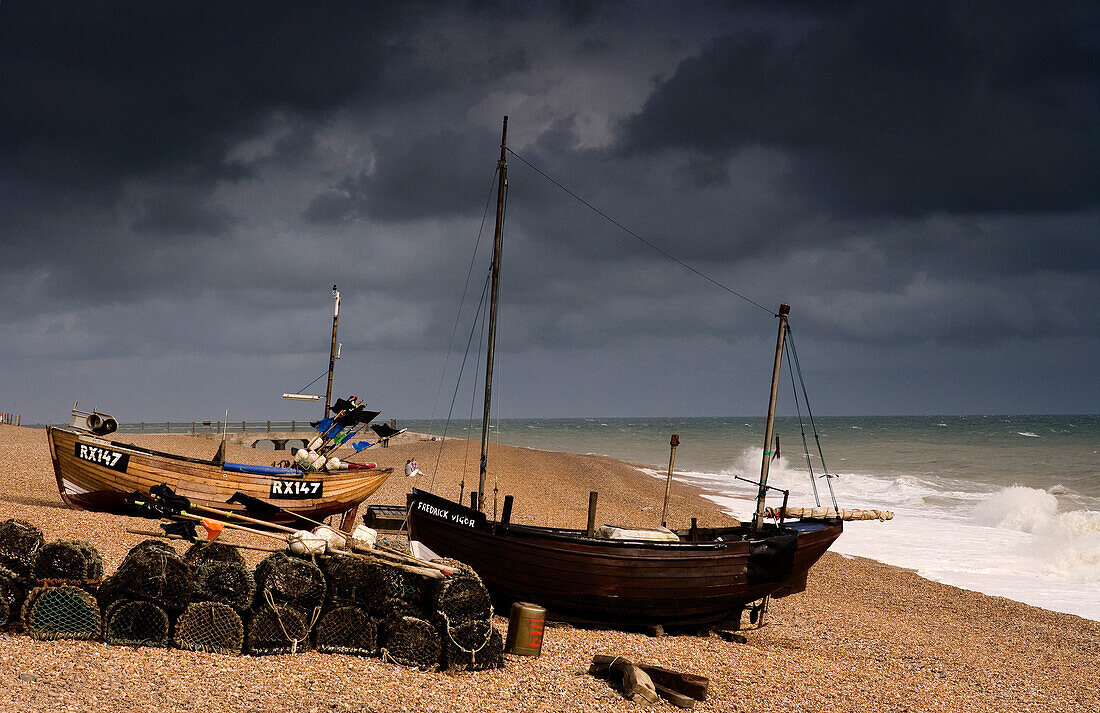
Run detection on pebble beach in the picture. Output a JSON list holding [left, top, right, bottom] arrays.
[[0, 422, 1097, 712]]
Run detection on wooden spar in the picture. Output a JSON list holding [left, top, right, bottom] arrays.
[[478, 115, 509, 513], [323, 285, 340, 420], [752, 304, 791, 530], [661, 434, 680, 527]]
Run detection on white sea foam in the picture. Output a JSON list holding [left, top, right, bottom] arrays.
[[662, 447, 1100, 621], [1017, 431, 1041, 438]]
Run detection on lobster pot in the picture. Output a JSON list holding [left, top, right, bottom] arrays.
[[441, 618, 504, 672], [253, 553, 325, 614], [184, 541, 246, 567], [97, 541, 191, 614], [313, 605, 378, 656], [320, 554, 387, 609], [377, 564, 429, 615], [21, 585, 101, 641], [0, 570, 26, 627], [0, 519, 44, 583], [174, 601, 244, 655], [433, 575, 492, 629], [248, 603, 312, 655], [103, 599, 170, 648], [378, 596, 427, 622], [379, 615, 440, 670], [192, 561, 255, 612], [32, 540, 103, 586]]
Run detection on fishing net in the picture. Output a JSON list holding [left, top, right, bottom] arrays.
[[379, 615, 440, 670], [103, 599, 171, 647], [32, 540, 103, 585], [440, 618, 504, 671], [97, 541, 191, 613], [21, 585, 102, 641], [253, 553, 325, 614], [184, 541, 246, 567], [174, 601, 245, 655], [0, 519, 44, 583], [191, 561, 254, 612], [313, 604, 378, 656], [248, 602, 316, 655], [433, 575, 492, 629], [378, 596, 428, 621], [377, 536, 412, 556], [0, 570, 25, 628], [320, 554, 389, 609]]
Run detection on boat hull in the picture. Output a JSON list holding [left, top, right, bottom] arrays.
[[47, 426, 392, 526], [407, 489, 841, 628]]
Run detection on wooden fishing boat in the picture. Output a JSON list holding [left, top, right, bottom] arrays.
[[46, 425, 393, 527], [406, 117, 844, 628]]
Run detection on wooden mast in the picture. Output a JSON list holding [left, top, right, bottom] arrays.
[[752, 304, 790, 530], [323, 284, 340, 420], [478, 116, 509, 513]]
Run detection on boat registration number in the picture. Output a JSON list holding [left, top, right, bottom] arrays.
[[270, 480, 323, 499], [75, 443, 129, 472]]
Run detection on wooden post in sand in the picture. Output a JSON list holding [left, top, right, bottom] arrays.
[[661, 434, 679, 528], [586, 491, 598, 537]]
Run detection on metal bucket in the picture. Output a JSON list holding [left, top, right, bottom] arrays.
[[504, 602, 545, 656]]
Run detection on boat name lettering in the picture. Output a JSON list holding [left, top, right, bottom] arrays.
[[416, 500, 477, 528], [75, 443, 129, 472], [269, 480, 323, 499]]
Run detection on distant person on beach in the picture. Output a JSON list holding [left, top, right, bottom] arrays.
[[404, 459, 422, 477]]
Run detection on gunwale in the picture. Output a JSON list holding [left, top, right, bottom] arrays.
[[47, 426, 392, 525]]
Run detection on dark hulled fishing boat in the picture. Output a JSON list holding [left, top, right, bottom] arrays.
[[406, 118, 844, 628]]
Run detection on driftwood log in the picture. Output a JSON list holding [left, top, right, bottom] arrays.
[[590, 654, 709, 708]]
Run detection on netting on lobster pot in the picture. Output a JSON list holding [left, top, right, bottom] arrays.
[[33, 540, 103, 586], [174, 601, 244, 655], [248, 602, 314, 655], [433, 575, 492, 629], [0, 570, 26, 627], [313, 604, 378, 656], [21, 585, 101, 641], [253, 553, 325, 613], [320, 555, 389, 609], [441, 618, 504, 671], [103, 599, 170, 647], [97, 540, 191, 613], [192, 561, 254, 612], [184, 541, 245, 568], [0, 519, 44, 584], [378, 595, 428, 622], [379, 615, 440, 670]]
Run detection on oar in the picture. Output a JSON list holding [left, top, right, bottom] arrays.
[[125, 528, 280, 553], [227, 491, 326, 529]]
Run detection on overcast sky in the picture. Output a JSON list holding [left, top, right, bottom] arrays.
[[1, 1, 1097, 424]]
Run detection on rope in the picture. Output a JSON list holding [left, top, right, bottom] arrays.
[[440, 609, 495, 662], [426, 169, 500, 440], [262, 589, 321, 654], [507, 148, 776, 316], [783, 332, 821, 507], [380, 647, 423, 670], [785, 328, 840, 512]]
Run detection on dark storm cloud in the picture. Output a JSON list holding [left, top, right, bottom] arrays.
[[0, 1, 414, 187], [620, 1, 1099, 215]]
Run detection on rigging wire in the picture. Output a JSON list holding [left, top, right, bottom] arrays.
[[785, 327, 840, 512], [427, 271, 492, 495], [426, 169, 500, 440], [292, 368, 330, 398], [507, 148, 776, 316], [783, 331, 821, 507], [460, 277, 490, 502]]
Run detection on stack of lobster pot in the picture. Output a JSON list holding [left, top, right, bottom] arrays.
[[173, 542, 254, 654], [97, 540, 190, 648], [430, 558, 503, 671], [0, 519, 44, 628], [23, 539, 104, 641], [248, 552, 325, 655], [313, 552, 386, 656]]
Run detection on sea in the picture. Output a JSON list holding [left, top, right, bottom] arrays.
[[403, 415, 1100, 621]]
